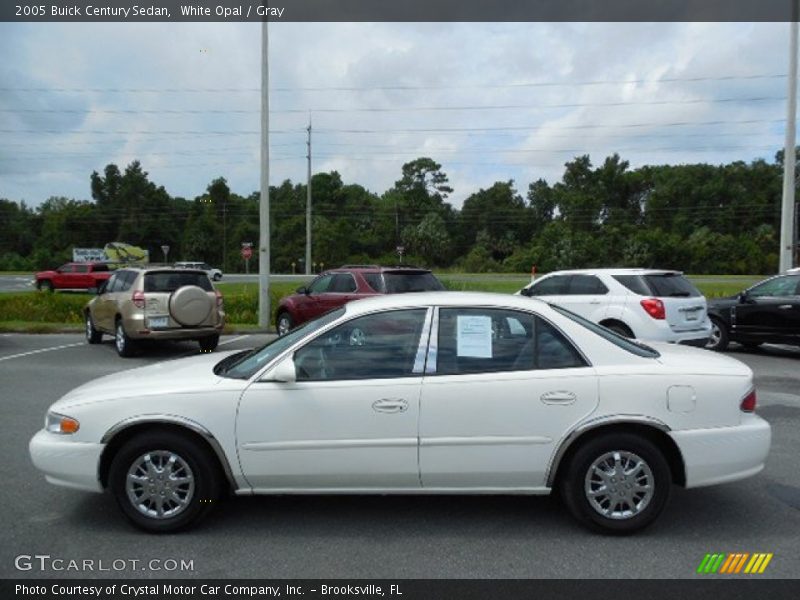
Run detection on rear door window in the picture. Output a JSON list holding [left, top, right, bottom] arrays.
[[330, 273, 358, 293], [568, 275, 608, 295], [363, 273, 384, 293], [144, 271, 212, 292]]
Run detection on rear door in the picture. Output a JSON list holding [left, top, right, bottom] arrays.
[[92, 271, 123, 331], [419, 307, 598, 489]]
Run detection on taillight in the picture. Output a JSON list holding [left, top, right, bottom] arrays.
[[215, 289, 223, 308], [132, 290, 145, 309], [640, 298, 666, 320], [740, 389, 757, 412]]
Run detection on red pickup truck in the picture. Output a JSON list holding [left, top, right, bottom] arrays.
[[35, 262, 113, 292]]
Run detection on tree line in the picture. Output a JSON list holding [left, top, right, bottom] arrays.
[[0, 152, 792, 274]]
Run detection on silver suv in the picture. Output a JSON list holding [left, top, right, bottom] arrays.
[[84, 267, 225, 357], [518, 268, 711, 346]]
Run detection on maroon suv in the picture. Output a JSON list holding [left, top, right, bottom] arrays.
[[276, 265, 445, 335]]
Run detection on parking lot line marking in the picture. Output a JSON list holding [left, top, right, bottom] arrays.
[[218, 335, 250, 347], [0, 342, 84, 363]]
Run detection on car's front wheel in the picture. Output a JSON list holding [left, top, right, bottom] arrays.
[[37, 280, 53, 292], [85, 312, 102, 344], [276, 311, 293, 336], [706, 317, 729, 351], [560, 433, 671, 534], [109, 430, 221, 532]]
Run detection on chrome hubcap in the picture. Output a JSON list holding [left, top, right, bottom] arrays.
[[115, 324, 125, 352], [278, 316, 290, 336], [584, 451, 654, 520], [126, 450, 195, 520], [708, 323, 721, 347]]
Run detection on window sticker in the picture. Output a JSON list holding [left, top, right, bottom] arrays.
[[456, 315, 493, 358]]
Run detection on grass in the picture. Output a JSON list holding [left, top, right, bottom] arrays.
[[0, 274, 767, 333]]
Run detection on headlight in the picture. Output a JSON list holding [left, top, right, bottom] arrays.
[[45, 412, 80, 434]]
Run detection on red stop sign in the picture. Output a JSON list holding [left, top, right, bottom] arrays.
[[241, 246, 253, 260]]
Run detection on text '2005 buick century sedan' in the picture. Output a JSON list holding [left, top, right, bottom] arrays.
[[30, 292, 771, 534]]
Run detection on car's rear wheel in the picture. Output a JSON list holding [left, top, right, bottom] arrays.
[[560, 433, 671, 534], [85, 312, 102, 344], [198, 334, 220, 352], [109, 431, 221, 532], [706, 317, 729, 351], [115, 318, 137, 357], [276, 311, 293, 336], [37, 280, 53, 292]]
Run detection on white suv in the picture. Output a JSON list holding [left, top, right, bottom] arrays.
[[174, 261, 223, 281], [518, 269, 711, 346]]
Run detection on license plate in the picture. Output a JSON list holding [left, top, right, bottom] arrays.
[[148, 316, 169, 329], [684, 309, 701, 321]]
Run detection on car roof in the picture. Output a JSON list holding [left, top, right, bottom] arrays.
[[537, 268, 681, 277], [341, 290, 550, 315], [331, 265, 432, 273]]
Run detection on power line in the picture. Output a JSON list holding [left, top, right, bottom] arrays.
[[0, 73, 786, 93]]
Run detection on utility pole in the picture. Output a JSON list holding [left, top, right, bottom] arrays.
[[306, 114, 312, 275], [258, 20, 271, 328], [780, 10, 798, 272]]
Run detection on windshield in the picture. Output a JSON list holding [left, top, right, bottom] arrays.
[[216, 308, 345, 379], [549, 304, 660, 358]]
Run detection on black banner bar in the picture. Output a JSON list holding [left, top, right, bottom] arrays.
[[1, 0, 798, 23], [3, 579, 800, 600]]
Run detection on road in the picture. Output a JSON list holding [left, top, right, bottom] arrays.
[[0, 334, 798, 579]]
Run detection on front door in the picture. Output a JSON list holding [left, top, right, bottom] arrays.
[[237, 308, 431, 491], [735, 274, 800, 340], [419, 307, 599, 489]]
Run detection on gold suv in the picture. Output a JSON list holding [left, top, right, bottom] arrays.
[[84, 267, 225, 357]]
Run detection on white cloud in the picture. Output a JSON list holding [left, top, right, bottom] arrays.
[[0, 21, 793, 209]]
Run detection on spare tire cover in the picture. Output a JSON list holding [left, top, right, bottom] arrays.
[[169, 285, 213, 327]]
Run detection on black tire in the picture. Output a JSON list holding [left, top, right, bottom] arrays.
[[276, 311, 294, 336], [706, 317, 729, 352], [37, 280, 53, 292], [559, 432, 672, 534], [198, 334, 220, 352], [114, 318, 137, 358], [108, 430, 221, 533], [213, 273, 222, 282], [85, 312, 102, 344], [605, 322, 634, 338]]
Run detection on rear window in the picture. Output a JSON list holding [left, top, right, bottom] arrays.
[[613, 273, 700, 298], [383, 271, 444, 293], [144, 271, 212, 292]]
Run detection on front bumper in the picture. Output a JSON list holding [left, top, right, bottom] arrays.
[[29, 430, 104, 493], [670, 414, 771, 488]]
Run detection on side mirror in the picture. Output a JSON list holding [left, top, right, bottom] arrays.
[[520, 287, 533, 297], [265, 357, 297, 383], [296, 286, 309, 295], [738, 291, 750, 304]]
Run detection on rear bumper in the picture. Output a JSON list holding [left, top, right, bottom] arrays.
[[670, 415, 771, 488], [29, 430, 104, 493], [124, 314, 224, 340]]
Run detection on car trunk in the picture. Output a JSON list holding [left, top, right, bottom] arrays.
[[641, 273, 707, 332]]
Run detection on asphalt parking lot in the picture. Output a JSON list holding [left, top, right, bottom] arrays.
[[1, 334, 798, 579]]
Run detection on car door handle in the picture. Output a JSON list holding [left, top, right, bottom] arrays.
[[372, 399, 408, 413], [541, 391, 577, 405]]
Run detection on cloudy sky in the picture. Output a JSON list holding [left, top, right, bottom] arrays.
[[0, 21, 794, 208]]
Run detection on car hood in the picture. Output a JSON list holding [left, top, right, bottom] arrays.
[[650, 342, 751, 376], [51, 350, 243, 410]]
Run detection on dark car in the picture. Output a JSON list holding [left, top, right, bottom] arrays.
[[275, 265, 445, 335], [706, 273, 800, 351]]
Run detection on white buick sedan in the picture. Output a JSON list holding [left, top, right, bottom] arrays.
[[30, 292, 771, 534]]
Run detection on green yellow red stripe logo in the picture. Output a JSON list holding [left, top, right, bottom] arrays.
[[697, 553, 773, 574]]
